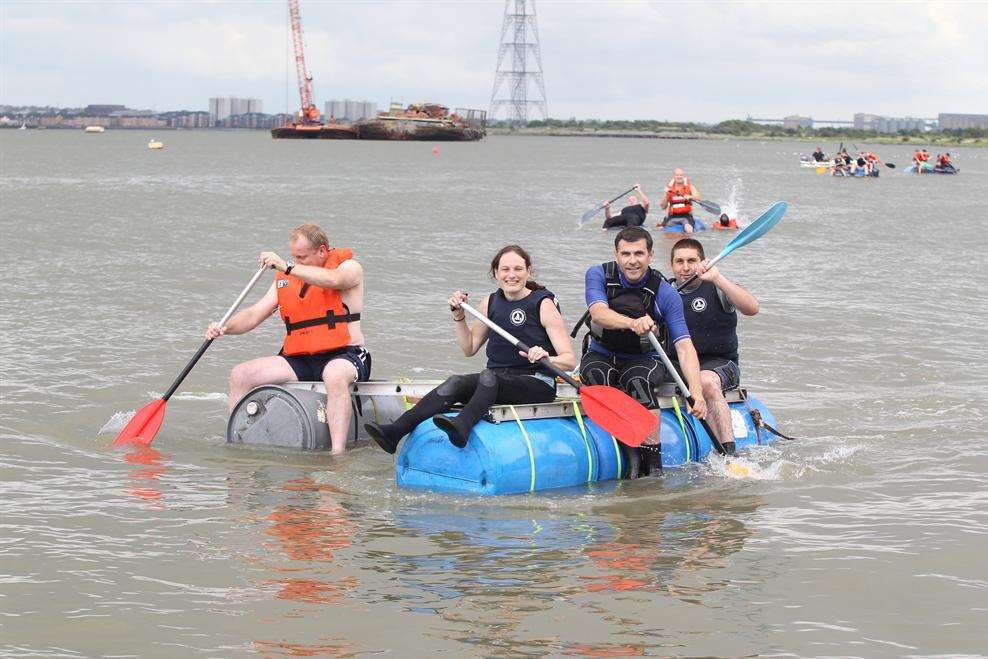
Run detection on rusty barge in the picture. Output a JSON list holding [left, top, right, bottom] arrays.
[[270, 103, 486, 142]]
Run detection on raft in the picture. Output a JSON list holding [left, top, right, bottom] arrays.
[[905, 163, 957, 174], [227, 380, 780, 495], [396, 386, 778, 495], [661, 218, 707, 233]]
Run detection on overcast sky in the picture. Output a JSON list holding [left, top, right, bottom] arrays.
[[3, 0, 986, 122]]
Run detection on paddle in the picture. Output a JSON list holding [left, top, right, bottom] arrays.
[[459, 301, 657, 447], [675, 201, 788, 291], [113, 266, 269, 447], [692, 198, 722, 215], [885, 162, 896, 169], [644, 333, 726, 456], [580, 186, 637, 225]]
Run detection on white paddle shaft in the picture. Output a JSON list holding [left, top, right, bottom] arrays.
[[218, 267, 268, 326]]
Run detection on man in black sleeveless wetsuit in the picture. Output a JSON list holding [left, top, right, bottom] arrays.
[[670, 238, 760, 455]]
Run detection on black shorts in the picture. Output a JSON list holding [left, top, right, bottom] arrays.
[[279, 346, 372, 383], [579, 351, 671, 409], [700, 357, 740, 392]]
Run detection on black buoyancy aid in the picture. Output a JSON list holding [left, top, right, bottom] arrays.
[[485, 288, 558, 370], [620, 203, 647, 225], [678, 280, 738, 362], [588, 262, 667, 355]]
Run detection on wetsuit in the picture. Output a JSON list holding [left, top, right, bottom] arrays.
[[602, 203, 648, 229], [366, 288, 559, 452], [673, 280, 741, 391], [579, 263, 690, 410]]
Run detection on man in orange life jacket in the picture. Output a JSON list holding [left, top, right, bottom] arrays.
[[659, 168, 702, 233], [204, 223, 369, 454]]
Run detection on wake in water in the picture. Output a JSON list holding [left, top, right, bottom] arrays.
[[99, 410, 135, 435], [722, 177, 745, 225]]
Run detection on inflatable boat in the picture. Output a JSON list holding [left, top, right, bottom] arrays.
[[661, 218, 707, 233], [227, 380, 780, 495], [904, 163, 958, 174]]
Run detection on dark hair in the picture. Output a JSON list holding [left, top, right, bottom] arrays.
[[490, 244, 545, 290], [614, 226, 653, 251], [671, 237, 705, 260]]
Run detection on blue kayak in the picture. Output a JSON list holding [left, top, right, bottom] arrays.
[[396, 391, 779, 495]]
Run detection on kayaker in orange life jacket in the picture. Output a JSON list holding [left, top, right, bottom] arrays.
[[659, 168, 702, 233], [204, 223, 368, 454]]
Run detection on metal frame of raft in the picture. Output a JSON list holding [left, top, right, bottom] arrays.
[[227, 380, 779, 496]]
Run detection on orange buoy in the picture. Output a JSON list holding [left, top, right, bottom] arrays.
[[431, 147, 440, 156]]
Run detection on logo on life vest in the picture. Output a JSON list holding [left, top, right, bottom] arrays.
[[691, 298, 707, 312], [509, 309, 527, 326], [277, 279, 290, 289]]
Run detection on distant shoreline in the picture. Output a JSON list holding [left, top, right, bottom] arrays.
[[487, 127, 988, 147]]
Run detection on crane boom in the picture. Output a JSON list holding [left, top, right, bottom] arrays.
[[288, 0, 320, 123]]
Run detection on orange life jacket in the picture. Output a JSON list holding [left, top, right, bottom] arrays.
[[666, 177, 693, 216], [277, 248, 359, 356]]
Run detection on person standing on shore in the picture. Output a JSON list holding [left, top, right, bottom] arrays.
[[659, 169, 701, 233]]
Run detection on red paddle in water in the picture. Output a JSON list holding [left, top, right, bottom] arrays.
[[459, 301, 657, 447], [113, 267, 269, 447]]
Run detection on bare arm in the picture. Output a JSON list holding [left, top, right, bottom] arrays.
[[635, 183, 650, 213], [673, 337, 707, 418], [539, 298, 576, 371], [205, 281, 278, 338], [449, 291, 490, 356], [689, 183, 701, 200], [292, 259, 362, 291], [699, 263, 759, 316]]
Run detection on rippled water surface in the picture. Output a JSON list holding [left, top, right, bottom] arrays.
[[2, 130, 986, 657]]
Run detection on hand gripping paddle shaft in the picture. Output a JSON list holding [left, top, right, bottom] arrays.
[[459, 301, 657, 447], [676, 201, 788, 291], [113, 266, 269, 447]]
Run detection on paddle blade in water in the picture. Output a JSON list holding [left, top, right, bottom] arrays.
[[113, 399, 166, 446], [579, 207, 602, 225], [885, 162, 896, 168], [578, 385, 657, 447], [694, 198, 722, 215]]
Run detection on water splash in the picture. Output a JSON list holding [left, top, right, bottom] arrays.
[[98, 409, 136, 435], [723, 177, 744, 224]]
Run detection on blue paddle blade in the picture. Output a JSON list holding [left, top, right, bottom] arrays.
[[579, 207, 602, 225], [719, 201, 788, 259]]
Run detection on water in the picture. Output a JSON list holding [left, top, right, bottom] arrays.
[[2, 130, 987, 657]]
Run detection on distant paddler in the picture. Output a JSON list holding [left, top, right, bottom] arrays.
[[204, 223, 370, 454], [602, 183, 650, 230], [659, 169, 701, 234]]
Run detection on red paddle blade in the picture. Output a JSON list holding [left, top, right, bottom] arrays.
[[578, 385, 658, 447], [112, 399, 167, 447]]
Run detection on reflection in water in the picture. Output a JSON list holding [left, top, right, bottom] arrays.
[[123, 446, 166, 504], [584, 492, 761, 600], [251, 638, 353, 657]]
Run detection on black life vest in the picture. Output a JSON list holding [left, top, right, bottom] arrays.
[[620, 204, 647, 226], [485, 288, 558, 371], [584, 262, 667, 355], [677, 280, 738, 363]]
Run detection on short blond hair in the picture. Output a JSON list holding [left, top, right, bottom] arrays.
[[290, 223, 328, 249]]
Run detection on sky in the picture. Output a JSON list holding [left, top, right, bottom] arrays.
[[2, 0, 987, 123]]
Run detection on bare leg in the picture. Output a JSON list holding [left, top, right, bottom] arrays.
[[228, 355, 297, 411], [700, 370, 732, 446], [322, 358, 358, 454]]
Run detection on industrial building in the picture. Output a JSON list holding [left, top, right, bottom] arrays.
[[324, 100, 378, 122], [938, 113, 988, 130], [208, 97, 263, 124]]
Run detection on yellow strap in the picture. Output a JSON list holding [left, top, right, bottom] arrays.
[[572, 402, 594, 483], [509, 405, 536, 493], [672, 395, 691, 461]]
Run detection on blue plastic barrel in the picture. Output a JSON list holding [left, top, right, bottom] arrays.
[[396, 395, 778, 495]]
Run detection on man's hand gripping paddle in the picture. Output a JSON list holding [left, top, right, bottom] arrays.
[[579, 186, 638, 226], [459, 301, 657, 447], [112, 266, 268, 447], [675, 201, 788, 291]]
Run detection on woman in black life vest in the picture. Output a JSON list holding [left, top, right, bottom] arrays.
[[365, 245, 577, 452]]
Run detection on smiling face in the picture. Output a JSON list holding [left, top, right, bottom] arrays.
[[615, 238, 653, 283], [494, 250, 531, 296], [671, 246, 703, 284]]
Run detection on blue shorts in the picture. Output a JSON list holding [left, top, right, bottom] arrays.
[[279, 346, 372, 383]]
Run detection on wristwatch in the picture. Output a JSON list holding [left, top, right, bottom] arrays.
[[284, 260, 295, 275]]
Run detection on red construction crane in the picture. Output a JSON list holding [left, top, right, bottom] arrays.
[[288, 0, 320, 124]]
